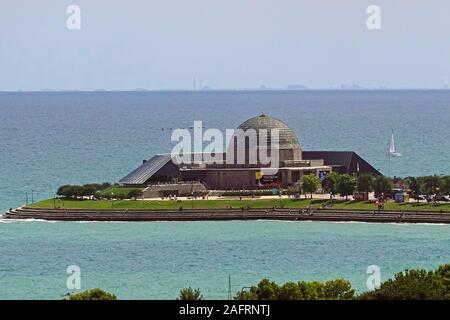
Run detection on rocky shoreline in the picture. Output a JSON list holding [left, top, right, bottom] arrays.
[[4, 206, 450, 224]]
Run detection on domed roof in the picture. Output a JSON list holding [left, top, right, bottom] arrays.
[[237, 114, 301, 149]]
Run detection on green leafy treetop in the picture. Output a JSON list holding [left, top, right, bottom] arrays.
[[235, 278, 355, 300], [321, 172, 340, 199], [64, 263, 450, 301], [234, 263, 450, 300], [372, 176, 393, 196], [359, 264, 450, 300], [127, 189, 143, 200], [443, 176, 450, 195], [434, 264, 450, 300], [422, 175, 443, 195], [336, 174, 357, 200], [302, 174, 321, 199], [356, 174, 374, 193], [177, 287, 204, 300], [407, 176, 422, 201], [66, 288, 117, 300]]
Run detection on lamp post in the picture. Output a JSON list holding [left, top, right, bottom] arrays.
[[191, 182, 194, 209], [111, 192, 114, 209], [278, 188, 282, 208]]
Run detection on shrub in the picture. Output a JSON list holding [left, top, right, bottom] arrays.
[[373, 176, 393, 195], [302, 174, 321, 199], [177, 287, 203, 300], [127, 189, 143, 200], [235, 278, 355, 300], [359, 264, 450, 300], [336, 174, 357, 200], [66, 288, 117, 300]]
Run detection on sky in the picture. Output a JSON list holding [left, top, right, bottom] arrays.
[[0, 0, 449, 91]]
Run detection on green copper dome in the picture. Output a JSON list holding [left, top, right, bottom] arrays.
[[237, 114, 301, 150]]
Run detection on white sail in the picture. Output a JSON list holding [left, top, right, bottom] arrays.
[[388, 129, 401, 157], [389, 131, 396, 153]]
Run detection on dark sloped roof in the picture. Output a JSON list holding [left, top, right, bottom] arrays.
[[120, 150, 381, 185], [119, 154, 172, 184], [302, 151, 382, 175]]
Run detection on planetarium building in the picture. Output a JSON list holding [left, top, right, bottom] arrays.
[[120, 114, 381, 192]]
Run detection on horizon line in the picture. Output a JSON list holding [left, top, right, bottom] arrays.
[[1, 88, 450, 93]]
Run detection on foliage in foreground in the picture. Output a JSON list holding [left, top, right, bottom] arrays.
[[177, 287, 204, 300], [56, 183, 143, 200], [65, 264, 450, 300], [66, 288, 117, 300], [359, 264, 450, 300], [301, 174, 321, 199], [236, 263, 450, 300], [235, 278, 355, 300], [177, 264, 450, 300]]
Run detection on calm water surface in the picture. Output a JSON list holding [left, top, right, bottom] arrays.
[[0, 219, 449, 299]]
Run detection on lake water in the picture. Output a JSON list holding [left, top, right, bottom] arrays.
[[0, 219, 449, 299], [0, 90, 449, 299]]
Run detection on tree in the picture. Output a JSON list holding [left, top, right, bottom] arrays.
[[177, 287, 203, 300], [72, 185, 84, 199], [302, 174, 321, 199], [235, 278, 279, 300], [442, 176, 450, 195], [336, 174, 356, 200], [100, 182, 112, 190], [356, 174, 374, 193], [81, 185, 97, 198], [57, 185, 73, 198], [56, 182, 114, 200], [422, 175, 443, 195], [235, 278, 355, 300], [434, 264, 450, 300], [277, 282, 303, 300], [372, 176, 393, 196], [233, 264, 450, 301], [115, 194, 125, 200], [127, 189, 143, 200], [321, 172, 340, 199], [67, 288, 117, 300], [358, 269, 442, 300], [407, 177, 422, 201], [322, 279, 355, 300], [297, 279, 355, 300]]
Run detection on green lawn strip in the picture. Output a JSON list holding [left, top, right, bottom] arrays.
[[28, 198, 450, 212], [29, 199, 312, 210]]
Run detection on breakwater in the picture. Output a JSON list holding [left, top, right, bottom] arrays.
[[4, 207, 450, 224]]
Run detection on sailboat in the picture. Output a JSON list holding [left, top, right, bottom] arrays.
[[387, 129, 402, 157]]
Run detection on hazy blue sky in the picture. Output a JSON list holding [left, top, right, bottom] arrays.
[[0, 0, 449, 90]]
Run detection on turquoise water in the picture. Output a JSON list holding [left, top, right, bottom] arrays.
[[0, 90, 449, 299], [0, 219, 449, 299]]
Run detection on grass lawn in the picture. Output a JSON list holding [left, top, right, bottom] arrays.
[[29, 198, 450, 212]]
